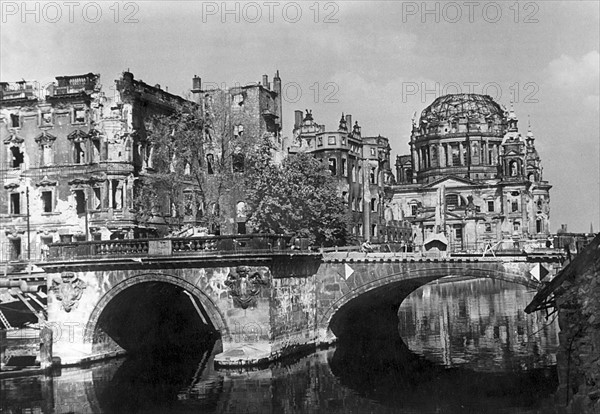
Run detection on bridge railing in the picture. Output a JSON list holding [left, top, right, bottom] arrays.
[[46, 234, 293, 261], [448, 239, 561, 255]]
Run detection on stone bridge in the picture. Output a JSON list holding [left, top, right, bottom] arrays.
[[33, 235, 562, 367]]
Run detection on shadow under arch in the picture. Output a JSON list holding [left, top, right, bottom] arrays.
[[322, 265, 539, 340], [83, 272, 229, 347]]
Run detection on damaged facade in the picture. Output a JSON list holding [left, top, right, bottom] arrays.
[[0, 70, 284, 263], [0, 72, 186, 262], [390, 94, 552, 252], [189, 72, 284, 235], [289, 110, 411, 244]]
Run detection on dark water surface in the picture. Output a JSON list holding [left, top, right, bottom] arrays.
[[1, 278, 560, 413]]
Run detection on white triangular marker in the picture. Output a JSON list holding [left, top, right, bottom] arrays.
[[530, 263, 541, 281], [344, 264, 354, 280]]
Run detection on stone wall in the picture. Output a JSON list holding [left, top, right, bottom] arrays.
[[554, 237, 600, 413]]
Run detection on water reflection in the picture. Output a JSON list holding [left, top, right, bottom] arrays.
[[398, 278, 559, 371], [1, 279, 560, 413]]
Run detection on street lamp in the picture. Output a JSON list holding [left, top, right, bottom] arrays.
[[84, 194, 89, 241], [20, 187, 31, 261]]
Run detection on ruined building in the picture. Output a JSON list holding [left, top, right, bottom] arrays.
[[290, 109, 411, 244], [390, 94, 552, 252], [0, 71, 284, 263], [189, 72, 284, 235]]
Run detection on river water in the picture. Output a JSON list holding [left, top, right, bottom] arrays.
[[1, 278, 560, 413]]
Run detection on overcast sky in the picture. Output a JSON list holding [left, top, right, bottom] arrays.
[[2, 1, 598, 232]]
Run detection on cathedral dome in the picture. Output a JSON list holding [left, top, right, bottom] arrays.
[[419, 94, 506, 131]]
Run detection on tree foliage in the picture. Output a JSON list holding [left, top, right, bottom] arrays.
[[134, 91, 257, 235], [245, 140, 353, 247]]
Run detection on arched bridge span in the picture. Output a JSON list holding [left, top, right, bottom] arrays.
[[314, 255, 543, 343]]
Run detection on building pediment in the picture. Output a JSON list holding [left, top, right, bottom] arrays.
[[68, 177, 89, 185], [424, 175, 474, 189], [68, 129, 89, 142], [3, 133, 24, 145], [89, 174, 106, 183], [35, 131, 57, 144], [36, 176, 58, 187], [4, 182, 20, 190]]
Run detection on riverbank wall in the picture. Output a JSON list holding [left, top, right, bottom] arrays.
[[553, 235, 600, 413]]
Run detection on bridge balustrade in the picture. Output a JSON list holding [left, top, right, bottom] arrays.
[[46, 234, 293, 261]]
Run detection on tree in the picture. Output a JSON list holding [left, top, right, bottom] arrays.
[[245, 140, 353, 247], [134, 91, 260, 235]]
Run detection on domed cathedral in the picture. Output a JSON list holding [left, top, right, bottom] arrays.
[[390, 94, 552, 252]]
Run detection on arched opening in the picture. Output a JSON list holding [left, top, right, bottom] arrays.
[[328, 278, 435, 342], [89, 280, 221, 358], [324, 271, 557, 409], [324, 268, 540, 344]]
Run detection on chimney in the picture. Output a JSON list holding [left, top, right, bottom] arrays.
[[294, 110, 303, 129], [273, 71, 282, 129], [346, 114, 352, 129], [262, 74, 269, 90], [192, 75, 201, 91], [191, 75, 202, 104]]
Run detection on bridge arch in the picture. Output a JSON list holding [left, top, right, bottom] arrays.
[[320, 264, 539, 340], [83, 272, 229, 346]]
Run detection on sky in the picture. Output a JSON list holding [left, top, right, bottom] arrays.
[[1, 0, 598, 233]]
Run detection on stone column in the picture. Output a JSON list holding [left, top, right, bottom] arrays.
[[483, 141, 488, 165], [414, 148, 420, 172], [108, 180, 113, 211]]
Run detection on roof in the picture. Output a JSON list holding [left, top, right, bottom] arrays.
[[424, 233, 448, 246], [420, 94, 505, 127]]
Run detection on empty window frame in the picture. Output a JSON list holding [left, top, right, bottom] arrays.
[[329, 158, 337, 176], [74, 190, 86, 214], [10, 193, 21, 214], [41, 191, 53, 213]]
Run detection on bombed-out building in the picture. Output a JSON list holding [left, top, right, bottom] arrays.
[[0, 72, 192, 263], [290, 109, 411, 244], [189, 72, 285, 235], [0, 70, 285, 264], [389, 94, 552, 252]]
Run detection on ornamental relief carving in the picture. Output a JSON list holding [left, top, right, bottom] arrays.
[[225, 266, 270, 309], [49, 272, 87, 313]]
